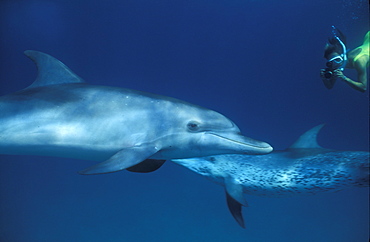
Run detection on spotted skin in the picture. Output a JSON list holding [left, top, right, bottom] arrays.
[[193, 151, 369, 197], [172, 125, 369, 227]]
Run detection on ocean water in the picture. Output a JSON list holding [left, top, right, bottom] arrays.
[[0, 0, 368, 241]]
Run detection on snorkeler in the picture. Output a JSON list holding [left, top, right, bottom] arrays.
[[320, 26, 369, 92]]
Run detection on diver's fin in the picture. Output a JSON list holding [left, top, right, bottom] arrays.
[[225, 177, 247, 228], [24, 50, 85, 89], [126, 159, 166, 173], [79, 145, 160, 175], [288, 124, 325, 149]]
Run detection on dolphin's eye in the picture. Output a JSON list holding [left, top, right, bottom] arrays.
[[208, 157, 216, 163], [187, 121, 200, 131]]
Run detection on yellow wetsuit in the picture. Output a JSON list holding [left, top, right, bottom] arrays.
[[353, 31, 369, 65]]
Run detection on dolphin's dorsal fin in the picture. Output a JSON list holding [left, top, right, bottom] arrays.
[[24, 50, 85, 89], [288, 124, 325, 149]]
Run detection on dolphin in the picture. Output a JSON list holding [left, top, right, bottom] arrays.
[[0, 50, 272, 175], [172, 124, 369, 228]]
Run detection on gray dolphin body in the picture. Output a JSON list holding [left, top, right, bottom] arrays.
[[173, 125, 369, 228], [0, 50, 272, 174]]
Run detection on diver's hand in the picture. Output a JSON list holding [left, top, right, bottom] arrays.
[[320, 69, 335, 81], [320, 69, 336, 81], [334, 69, 345, 80], [321, 69, 337, 89], [320, 69, 329, 80], [335, 70, 352, 84]]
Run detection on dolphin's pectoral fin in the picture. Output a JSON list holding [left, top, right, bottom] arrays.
[[78, 145, 159, 175], [225, 177, 248, 206], [226, 190, 246, 228], [126, 159, 166, 173], [225, 177, 248, 228]]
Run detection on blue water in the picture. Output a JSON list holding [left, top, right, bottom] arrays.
[[0, 0, 368, 241]]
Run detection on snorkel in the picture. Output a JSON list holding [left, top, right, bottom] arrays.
[[330, 25, 347, 71]]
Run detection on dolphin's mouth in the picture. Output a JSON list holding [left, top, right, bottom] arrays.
[[207, 132, 273, 154]]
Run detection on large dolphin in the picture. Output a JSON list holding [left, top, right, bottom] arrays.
[[0, 50, 272, 175], [173, 124, 369, 228]]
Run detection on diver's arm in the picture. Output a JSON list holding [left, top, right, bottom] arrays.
[[337, 59, 368, 92], [320, 69, 336, 89]]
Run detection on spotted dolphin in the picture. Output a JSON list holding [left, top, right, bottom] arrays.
[[173, 124, 369, 228], [0, 50, 272, 175]]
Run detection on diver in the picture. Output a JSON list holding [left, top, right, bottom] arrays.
[[320, 26, 369, 92]]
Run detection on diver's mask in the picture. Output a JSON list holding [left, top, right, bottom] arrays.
[[326, 55, 344, 69], [324, 55, 343, 79]]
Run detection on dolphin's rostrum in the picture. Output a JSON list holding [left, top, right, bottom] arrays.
[[0, 50, 272, 174]]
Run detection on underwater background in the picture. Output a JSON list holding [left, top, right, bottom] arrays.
[[0, 0, 368, 241]]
